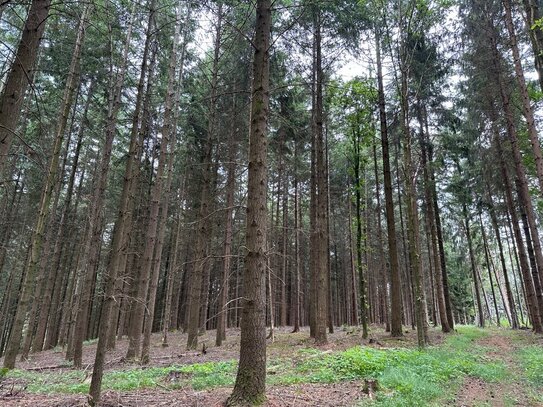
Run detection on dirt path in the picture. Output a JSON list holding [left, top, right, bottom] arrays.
[[454, 330, 541, 407]]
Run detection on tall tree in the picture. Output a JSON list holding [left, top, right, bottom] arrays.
[[375, 25, 403, 337], [227, 0, 271, 404], [2, 4, 90, 368], [311, 6, 329, 345]]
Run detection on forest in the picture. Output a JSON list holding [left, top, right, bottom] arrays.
[[1, 0, 543, 406]]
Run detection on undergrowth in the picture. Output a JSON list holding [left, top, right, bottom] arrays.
[[2, 325, 515, 406], [516, 345, 543, 386]]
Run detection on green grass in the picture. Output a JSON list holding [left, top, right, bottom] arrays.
[[2, 325, 515, 406], [516, 345, 543, 386], [4, 361, 237, 394], [273, 326, 507, 406]]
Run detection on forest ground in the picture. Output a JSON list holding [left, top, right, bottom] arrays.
[[0, 325, 542, 406]]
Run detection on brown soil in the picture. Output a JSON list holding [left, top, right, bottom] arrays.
[[0, 381, 370, 406], [0, 325, 454, 407], [0, 325, 445, 373]]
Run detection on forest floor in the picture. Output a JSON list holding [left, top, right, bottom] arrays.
[[0, 325, 542, 406]]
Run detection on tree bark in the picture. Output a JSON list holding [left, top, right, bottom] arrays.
[[490, 24, 543, 322], [503, 0, 543, 197], [0, 0, 51, 176], [372, 138, 390, 331], [418, 108, 449, 333], [486, 185, 519, 329], [312, 7, 328, 345], [353, 126, 368, 338], [399, 34, 427, 346], [87, 1, 156, 402], [494, 130, 542, 332], [292, 139, 301, 333], [479, 214, 501, 326], [520, 0, 543, 93], [186, 3, 222, 350], [216, 93, 238, 346], [226, 1, 270, 404], [463, 201, 485, 328], [2, 3, 88, 369], [140, 3, 183, 363], [376, 27, 402, 337]]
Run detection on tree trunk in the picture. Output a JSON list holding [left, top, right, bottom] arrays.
[[463, 201, 485, 328], [372, 138, 390, 331], [503, 0, 543, 197], [39, 81, 92, 352], [216, 92, 238, 346], [186, 3, 222, 350], [354, 127, 368, 338], [479, 214, 501, 326], [495, 130, 542, 332], [87, 2, 156, 402], [226, 1, 270, 404], [376, 27, 402, 337], [140, 4, 183, 362], [486, 185, 519, 328], [312, 7, 328, 345], [399, 38, 427, 346], [419, 107, 449, 333], [292, 140, 301, 333], [491, 25, 543, 321], [521, 0, 543, 93], [2, 4, 88, 369], [0, 0, 51, 176]]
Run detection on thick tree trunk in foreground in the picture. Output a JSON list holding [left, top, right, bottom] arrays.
[[226, 0, 270, 404]]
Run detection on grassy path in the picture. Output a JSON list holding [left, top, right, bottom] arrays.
[[453, 328, 543, 407]]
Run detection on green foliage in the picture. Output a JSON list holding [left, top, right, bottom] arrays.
[[288, 326, 507, 406], [4, 361, 237, 394], [5, 369, 87, 393]]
